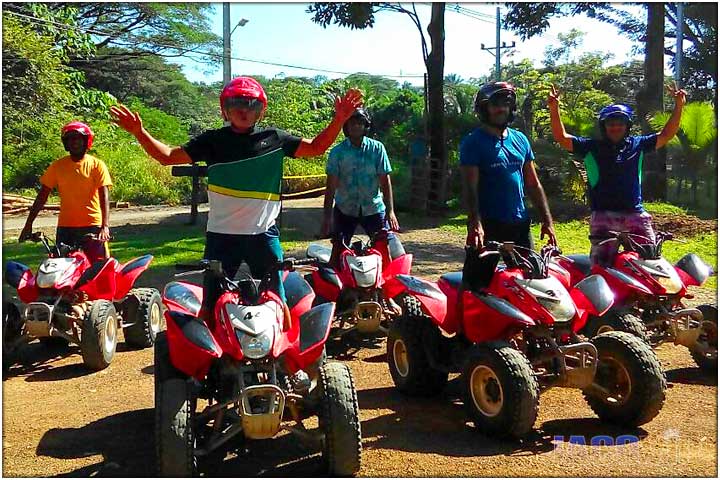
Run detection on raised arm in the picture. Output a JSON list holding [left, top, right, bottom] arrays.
[[656, 83, 687, 149], [548, 85, 574, 152], [110, 104, 191, 166], [294, 89, 363, 158]]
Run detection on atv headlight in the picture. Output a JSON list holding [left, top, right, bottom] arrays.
[[653, 273, 683, 294], [536, 296, 576, 323], [239, 328, 274, 359], [515, 277, 576, 323]]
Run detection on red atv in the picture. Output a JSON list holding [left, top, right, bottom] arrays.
[[384, 242, 666, 439], [155, 258, 361, 476], [552, 230, 717, 372], [305, 232, 412, 339], [3, 232, 161, 371]]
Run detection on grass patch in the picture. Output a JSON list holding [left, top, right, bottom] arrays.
[[440, 212, 717, 291], [644, 202, 688, 216], [2, 223, 306, 291]]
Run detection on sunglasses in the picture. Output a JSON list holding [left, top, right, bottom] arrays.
[[224, 96, 264, 112]]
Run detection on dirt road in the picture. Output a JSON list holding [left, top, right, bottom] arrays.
[[2, 201, 717, 477]]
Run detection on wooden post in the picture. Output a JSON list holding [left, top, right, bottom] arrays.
[[171, 164, 207, 225]]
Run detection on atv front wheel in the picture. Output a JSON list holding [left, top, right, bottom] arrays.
[[156, 376, 197, 477], [584, 331, 666, 426], [80, 300, 118, 370], [318, 362, 361, 476], [387, 296, 448, 396], [123, 288, 163, 348], [3, 303, 24, 373], [690, 304, 718, 372], [462, 342, 539, 439]]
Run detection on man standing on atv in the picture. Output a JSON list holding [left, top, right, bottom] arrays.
[[111, 77, 362, 303], [19, 122, 113, 263], [320, 108, 400, 267], [548, 83, 686, 265], [461, 82, 557, 249]]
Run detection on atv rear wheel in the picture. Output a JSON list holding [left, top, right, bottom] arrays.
[[584, 331, 666, 426], [387, 296, 448, 396], [690, 304, 717, 372], [462, 342, 539, 439], [80, 300, 118, 370], [123, 288, 163, 348], [583, 309, 648, 342], [318, 362, 361, 476], [156, 376, 197, 477]]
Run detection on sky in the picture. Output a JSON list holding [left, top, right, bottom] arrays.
[[173, 2, 658, 87]]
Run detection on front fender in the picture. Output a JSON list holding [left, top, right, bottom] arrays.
[[114, 255, 154, 300], [166, 310, 221, 380], [463, 291, 535, 343], [77, 259, 118, 300], [382, 253, 413, 283], [386, 274, 447, 323], [5, 261, 38, 304]]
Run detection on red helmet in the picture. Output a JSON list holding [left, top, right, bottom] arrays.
[[219, 76, 267, 115], [61, 121, 94, 149]]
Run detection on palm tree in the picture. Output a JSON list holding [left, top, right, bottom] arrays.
[[650, 101, 718, 204]]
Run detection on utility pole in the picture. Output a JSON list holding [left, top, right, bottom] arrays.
[[223, 3, 231, 85], [675, 2, 684, 87], [480, 6, 515, 81], [495, 7, 500, 79]]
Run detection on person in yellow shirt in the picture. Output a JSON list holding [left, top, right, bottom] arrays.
[[19, 121, 113, 262]]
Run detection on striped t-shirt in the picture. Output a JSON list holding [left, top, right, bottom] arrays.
[[183, 126, 302, 235]]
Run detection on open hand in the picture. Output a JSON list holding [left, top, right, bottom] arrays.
[[98, 226, 111, 242], [334, 89, 364, 123], [110, 104, 144, 137], [386, 210, 400, 232]]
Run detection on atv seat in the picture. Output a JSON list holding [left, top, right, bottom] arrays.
[[567, 254, 592, 276], [307, 244, 332, 265]]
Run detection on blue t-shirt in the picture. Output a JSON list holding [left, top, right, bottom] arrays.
[[326, 137, 392, 217], [459, 127, 534, 223], [571, 134, 658, 212]]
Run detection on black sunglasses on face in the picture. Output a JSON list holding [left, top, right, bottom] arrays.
[[224, 96, 264, 112]]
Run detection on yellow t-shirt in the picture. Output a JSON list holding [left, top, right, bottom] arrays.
[[40, 154, 113, 227]]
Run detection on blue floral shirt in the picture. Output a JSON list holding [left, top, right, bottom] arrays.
[[326, 137, 392, 217]]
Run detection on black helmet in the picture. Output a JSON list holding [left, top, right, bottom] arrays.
[[343, 108, 372, 136], [473, 82, 517, 125]]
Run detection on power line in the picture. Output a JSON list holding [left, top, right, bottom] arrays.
[[447, 4, 497, 24], [4, 9, 427, 78]]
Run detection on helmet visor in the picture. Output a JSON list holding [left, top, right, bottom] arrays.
[[223, 96, 264, 113]]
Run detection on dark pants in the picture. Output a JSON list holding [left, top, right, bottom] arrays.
[[56, 226, 109, 263], [332, 206, 392, 246], [203, 225, 285, 301], [482, 218, 534, 250]]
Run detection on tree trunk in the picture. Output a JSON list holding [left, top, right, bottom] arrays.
[[425, 3, 447, 214], [637, 3, 667, 201]]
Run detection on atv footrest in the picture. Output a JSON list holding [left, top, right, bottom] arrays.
[[557, 342, 598, 389]]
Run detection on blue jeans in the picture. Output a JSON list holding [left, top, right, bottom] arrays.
[[332, 206, 392, 247]]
